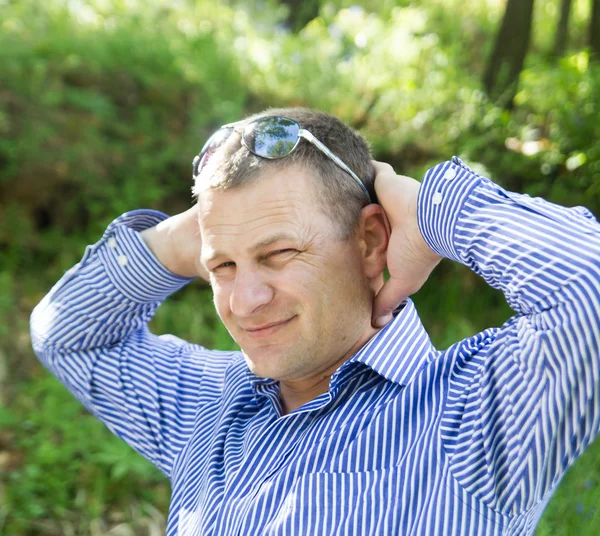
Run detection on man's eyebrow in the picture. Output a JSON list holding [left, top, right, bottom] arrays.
[[249, 233, 298, 253], [203, 233, 298, 265]]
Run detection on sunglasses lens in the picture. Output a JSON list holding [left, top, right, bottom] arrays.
[[243, 117, 300, 158], [193, 127, 234, 176]]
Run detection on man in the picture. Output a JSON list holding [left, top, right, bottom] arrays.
[[31, 108, 600, 535]]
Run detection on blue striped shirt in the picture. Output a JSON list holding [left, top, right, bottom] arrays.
[[30, 157, 600, 535]]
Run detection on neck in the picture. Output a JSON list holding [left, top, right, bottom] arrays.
[[279, 276, 386, 415], [279, 323, 380, 415]]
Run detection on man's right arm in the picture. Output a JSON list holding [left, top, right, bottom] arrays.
[[30, 208, 233, 479]]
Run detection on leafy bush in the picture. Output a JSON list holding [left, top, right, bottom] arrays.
[[2, 376, 168, 533], [0, 0, 249, 265]]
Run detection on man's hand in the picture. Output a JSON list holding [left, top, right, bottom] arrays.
[[372, 161, 442, 328], [139, 205, 209, 280]]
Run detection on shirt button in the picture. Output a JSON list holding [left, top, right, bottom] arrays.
[[443, 168, 457, 180], [432, 192, 443, 205], [117, 255, 129, 267], [108, 237, 117, 249]]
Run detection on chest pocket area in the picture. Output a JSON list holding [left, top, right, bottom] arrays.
[[261, 464, 511, 535], [263, 467, 406, 535]]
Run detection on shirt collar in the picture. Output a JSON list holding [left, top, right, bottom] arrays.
[[246, 298, 436, 396], [333, 298, 436, 387]]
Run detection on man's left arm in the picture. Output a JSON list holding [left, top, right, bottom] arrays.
[[375, 157, 600, 514]]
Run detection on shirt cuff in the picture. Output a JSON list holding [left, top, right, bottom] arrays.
[[417, 156, 486, 263], [93, 209, 195, 303]]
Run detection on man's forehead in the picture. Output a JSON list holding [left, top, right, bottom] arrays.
[[199, 210, 317, 264], [197, 188, 306, 228], [198, 189, 304, 237], [197, 166, 317, 216]]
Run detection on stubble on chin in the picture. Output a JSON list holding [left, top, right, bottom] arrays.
[[240, 343, 307, 381]]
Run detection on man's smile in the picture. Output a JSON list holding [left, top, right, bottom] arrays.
[[242, 316, 297, 339]]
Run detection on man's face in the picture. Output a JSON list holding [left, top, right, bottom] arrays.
[[197, 165, 375, 382]]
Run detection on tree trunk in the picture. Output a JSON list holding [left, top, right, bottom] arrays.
[[590, 0, 600, 60], [553, 0, 573, 58], [483, 0, 536, 108], [279, 0, 320, 32]]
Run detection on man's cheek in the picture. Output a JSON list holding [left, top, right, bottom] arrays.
[[211, 287, 229, 322]]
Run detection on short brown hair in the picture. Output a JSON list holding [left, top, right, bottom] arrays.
[[192, 107, 375, 238]]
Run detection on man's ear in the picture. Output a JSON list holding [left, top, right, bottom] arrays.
[[357, 204, 390, 279]]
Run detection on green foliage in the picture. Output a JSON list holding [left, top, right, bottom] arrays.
[[1, 0, 600, 533], [2, 377, 169, 533], [458, 50, 600, 217], [150, 285, 239, 352], [0, 0, 249, 271]]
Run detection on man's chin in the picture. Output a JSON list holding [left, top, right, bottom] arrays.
[[241, 347, 291, 380], [241, 347, 273, 374]]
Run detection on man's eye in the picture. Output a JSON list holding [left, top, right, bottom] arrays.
[[215, 261, 235, 270], [268, 249, 297, 258]]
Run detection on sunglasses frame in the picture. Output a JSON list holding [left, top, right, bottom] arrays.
[[193, 116, 372, 203]]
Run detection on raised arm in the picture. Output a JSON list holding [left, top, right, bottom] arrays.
[[374, 157, 600, 514], [30, 207, 234, 478]]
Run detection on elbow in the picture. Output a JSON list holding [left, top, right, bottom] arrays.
[[29, 296, 63, 357], [30, 299, 50, 357]]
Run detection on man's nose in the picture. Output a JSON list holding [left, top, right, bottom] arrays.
[[229, 268, 274, 317]]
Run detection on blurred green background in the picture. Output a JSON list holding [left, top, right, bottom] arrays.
[[1, 0, 600, 533]]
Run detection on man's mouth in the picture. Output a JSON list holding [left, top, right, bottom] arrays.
[[243, 316, 296, 339]]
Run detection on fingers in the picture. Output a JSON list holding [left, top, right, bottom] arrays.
[[372, 160, 418, 184], [371, 160, 396, 185], [371, 159, 395, 173], [372, 277, 408, 328]]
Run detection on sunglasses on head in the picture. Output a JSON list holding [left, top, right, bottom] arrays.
[[192, 115, 372, 203]]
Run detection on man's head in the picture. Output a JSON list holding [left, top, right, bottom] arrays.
[[192, 107, 377, 238], [193, 108, 389, 385]]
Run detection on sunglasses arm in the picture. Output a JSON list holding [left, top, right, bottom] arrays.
[[298, 128, 372, 203]]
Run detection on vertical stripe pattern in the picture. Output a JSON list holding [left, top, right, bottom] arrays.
[[31, 157, 600, 535]]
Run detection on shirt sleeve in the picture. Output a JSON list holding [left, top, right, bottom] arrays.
[[418, 157, 600, 515], [30, 209, 238, 479]]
